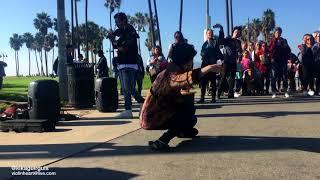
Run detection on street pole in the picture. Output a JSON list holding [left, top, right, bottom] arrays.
[[153, 0, 162, 48], [85, 0, 89, 60], [225, 0, 230, 36], [57, 0, 68, 101], [179, 0, 183, 32], [204, 0, 211, 41], [230, 0, 234, 31], [148, 0, 156, 47]]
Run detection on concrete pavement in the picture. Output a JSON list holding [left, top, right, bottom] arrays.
[[1, 94, 320, 179]]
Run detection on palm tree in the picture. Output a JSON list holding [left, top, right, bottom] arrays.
[[261, 9, 275, 42], [53, 18, 71, 44], [22, 33, 34, 76], [133, 12, 148, 54], [31, 41, 40, 75], [34, 12, 53, 76], [9, 34, 23, 76], [252, 18, 262, 43], [34, 32, 45, 76]]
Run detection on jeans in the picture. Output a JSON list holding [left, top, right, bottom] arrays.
[[271, 62, 288, 93], [119, 68, 144, 110], [218, 63, 236, 96]]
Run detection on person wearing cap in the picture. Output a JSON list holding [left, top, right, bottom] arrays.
[[268, 27, 291, 98], [108, 12, 145, 118], [96, 50, 109, 78], [0, 60, 7, 89], [140, 43, 222, 151]]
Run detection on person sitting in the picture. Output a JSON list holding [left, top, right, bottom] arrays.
[[139, 43, 222, 151]]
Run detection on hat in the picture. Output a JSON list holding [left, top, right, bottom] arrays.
[[171, 43, 197, 66]]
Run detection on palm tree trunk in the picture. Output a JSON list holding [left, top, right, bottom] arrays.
[[71, 0, 74, 55], [85, 0, 89, 59], [15, 51, 18, 76], [147, 0, 156, 47], [153, 0, 162, 48], [17, 51, 20, 76], [52, 48, 55, 74], [34, 50, 40, 75], [75, 0, 80, 59], [28, 49, 31, 76], [57, 0, 68, 101], [40, 51, 44, 76], [45, 51, 48, 76]]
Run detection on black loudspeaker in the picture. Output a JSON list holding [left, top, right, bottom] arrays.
[[95, 77, 118, 112], [67, 63, 94, 108], [28, 80, 60, 123]]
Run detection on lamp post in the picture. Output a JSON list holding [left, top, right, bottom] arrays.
[[147, 0, 156, 47], [225, 0, 230, 36], [179, 0, 183, 32]]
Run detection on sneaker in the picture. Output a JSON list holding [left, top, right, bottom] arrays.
[[197, 98, 205, 104], [136, 97, 145, 104], [272, 94, 277, 98], [308, 90, 315, 96], [234, 92, 241, 98], [284, 93, 290, 98], [115, 110, 133, 119], [210, 99, 216, 103], [148, 140, 169, 151]]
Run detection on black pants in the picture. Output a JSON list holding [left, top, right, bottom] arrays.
[[135, 72, 144, 95], [261, 70, 271, 92], [199, 72, 216, 100], [218, 63, 236, 96], [271, 62, 288, 93], [301, 65, 314, 91], [315, 64, 320, 93], [0, 77, 3, 89], [159, 103, 197, 144]]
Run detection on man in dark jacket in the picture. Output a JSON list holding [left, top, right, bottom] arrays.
[[198, 24, 224, 103], [218, 26, 242, 99], [108, 12, 145, 118], [96, 50, 109, 78], [312, 32, 320, 95], [268, 27, 291, 98]]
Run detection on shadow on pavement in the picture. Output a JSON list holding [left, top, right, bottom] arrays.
[[197, 111, 320, 119], [1, 167, 138, 180], [1, 136, 318, 161], [57, 120, 131, 126]]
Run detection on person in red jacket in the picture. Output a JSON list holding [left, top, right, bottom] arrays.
[[255, 41, 271, 94]]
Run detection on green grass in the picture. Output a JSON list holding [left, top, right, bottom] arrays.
[[0, 76, 152, 102]]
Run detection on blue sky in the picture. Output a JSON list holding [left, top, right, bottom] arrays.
[[0, 0, 319, 76]]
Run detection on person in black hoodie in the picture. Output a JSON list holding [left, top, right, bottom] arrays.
[[218, 26, 242, 99], [300, 34, 315, 95], [312, 31, 320, 95], [198, 25, 224, 103], [96, 50, 109, 78]]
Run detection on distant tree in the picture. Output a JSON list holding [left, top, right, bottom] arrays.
[[44, 33, 56, 76], [252, 18, 262, 43], [34, 12, 53, 76], [34, 32, 45, 76], [9, 33, 23, 76], [261, 9, 275, 42]]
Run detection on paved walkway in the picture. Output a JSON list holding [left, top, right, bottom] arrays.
[[1, 94, 320, 180]]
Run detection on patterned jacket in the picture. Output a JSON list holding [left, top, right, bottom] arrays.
[[139, 65, 201, 130]]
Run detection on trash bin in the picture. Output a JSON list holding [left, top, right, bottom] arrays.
[[28, 80, 60, 123], [95, 77, 118, 112], [67, 63, 95, 108]]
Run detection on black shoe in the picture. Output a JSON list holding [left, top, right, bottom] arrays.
[[210, 99, 216, 103], [136, 98, 145, 104], [197, 98, 205, 104], [148, 140, 169, 151], [228, 94, 234, 99], [177, 128, 199, 138]]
